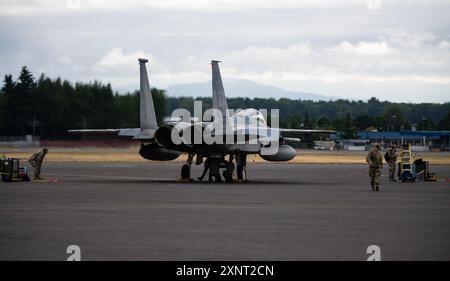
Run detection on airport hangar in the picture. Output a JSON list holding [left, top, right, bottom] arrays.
[[328, 131, 450, 151]]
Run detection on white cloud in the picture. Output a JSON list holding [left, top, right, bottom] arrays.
[[228, 43, 311, 61], [3, 0, 449, 15], [388, 32, 435, 49], [1, 0, 449, 102], [0, 0, 365, 15], [91, 48, 209, 88], [93, 48, 154, 72], [27, 37, 450, 101], [326, 41, 393, 55], [1, 0, 447, 18], [86, 0, 362, 12], [438, 40, 450, 49], [58, 55, 72, 64], [173, 38, 450, 99]]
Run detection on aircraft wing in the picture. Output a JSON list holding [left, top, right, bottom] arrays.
[[233, 127, 335, 144], [278, 128, 336, 134], [67, 58, 158, 141], [67, 128, 140, 137], [278, 128, 335, 143]]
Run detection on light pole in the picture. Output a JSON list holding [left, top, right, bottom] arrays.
[[391, 115, 397, 131]]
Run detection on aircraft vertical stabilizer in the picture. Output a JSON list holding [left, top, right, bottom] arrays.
[[134, 58, 157, 140], [211, 60, 231, 128]]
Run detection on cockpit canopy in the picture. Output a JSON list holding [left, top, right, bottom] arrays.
[[232, 108, 268, 128]]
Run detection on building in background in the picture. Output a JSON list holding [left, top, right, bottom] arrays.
[[356, 131, 450, 151]]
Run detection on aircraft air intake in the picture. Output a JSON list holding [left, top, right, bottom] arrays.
[[139, 143, 180, 161], [259, 144, 296, 162], [155, 123, 205, 147]]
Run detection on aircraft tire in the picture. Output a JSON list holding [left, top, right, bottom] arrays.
[[181, 164, 191, 179]]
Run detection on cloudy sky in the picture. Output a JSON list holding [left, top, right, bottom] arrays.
[[0, 0, 449, 102]]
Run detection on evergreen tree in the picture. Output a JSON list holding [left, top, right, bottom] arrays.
[[289, 114, 302, 129], [342, 112, 356, 138], [1, 66, 449, 139], [438, 111, 450, 130], [303, 110, 312, 129], [353, 115, 373, 131], [382, 105, 409, 131], [417, 118, 436, 131]]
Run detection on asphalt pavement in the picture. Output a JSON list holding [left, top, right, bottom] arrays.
[[0, 162, 449, 260]]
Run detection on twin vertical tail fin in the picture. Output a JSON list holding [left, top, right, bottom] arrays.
[[135, 59, 229, 140], [211, 60, 231, 129], [134, 58, 158, 140]]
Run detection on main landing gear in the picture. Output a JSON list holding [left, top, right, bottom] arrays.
[[179, 152, 248, 183]]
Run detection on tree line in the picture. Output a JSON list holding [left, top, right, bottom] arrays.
[[1, 66, 450, 139]]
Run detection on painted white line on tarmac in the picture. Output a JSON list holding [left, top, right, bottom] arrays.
[[46, 172, 173, 181]]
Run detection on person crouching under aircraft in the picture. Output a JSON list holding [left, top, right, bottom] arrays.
[[208, 156, 223, 183]]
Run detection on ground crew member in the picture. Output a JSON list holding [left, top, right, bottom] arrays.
[[222, 158, 235, 183], [198, 157, 210, 181], [208, 156, 222, 183], [28, 148, 48, 180], [366, 143, 383, 191], [386, 144, 397, 181]]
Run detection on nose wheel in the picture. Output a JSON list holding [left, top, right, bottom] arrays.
[[236, 153, 247, 182], [222, 160, 235, 183], [180, 153, 194, 181], [181, 164, 191, 180]]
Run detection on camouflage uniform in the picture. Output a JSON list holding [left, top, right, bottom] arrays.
[[198, 158, 210, 181], [29, 149, 48, 180], [208, 157, 222, 183], [366, 146, 383, 191], [386, 147, 397, 181]]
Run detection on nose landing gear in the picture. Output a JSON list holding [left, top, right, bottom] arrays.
[[236, 153, 247, 182], [180, 153, 194, 181]]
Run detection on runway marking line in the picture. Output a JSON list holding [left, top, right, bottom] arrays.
[[32, 179, 59, 183], [46, 172, 172, 182]]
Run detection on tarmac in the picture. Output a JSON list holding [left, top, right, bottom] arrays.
[[0, 162, 449, 260]]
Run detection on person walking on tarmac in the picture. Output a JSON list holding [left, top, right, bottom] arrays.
[[366, 143, 383, 191], [198, 157, 210, 181], [28, 148, 48, 180], [385, 144, 397, 182]]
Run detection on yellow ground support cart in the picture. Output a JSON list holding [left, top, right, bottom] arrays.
[[399, 144, 417, 182]]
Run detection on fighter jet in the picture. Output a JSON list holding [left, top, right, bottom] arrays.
[[69, 58, 334, 182]]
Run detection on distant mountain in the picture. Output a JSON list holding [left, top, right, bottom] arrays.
[[166, 79, 337, 101]]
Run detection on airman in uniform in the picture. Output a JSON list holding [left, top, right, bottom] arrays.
[[386, 144, 397, 181], [366, 143, 383, 191], [208, 157, 222, 183], [198, 157, 210, 181], [28, 148, 48, 180]]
